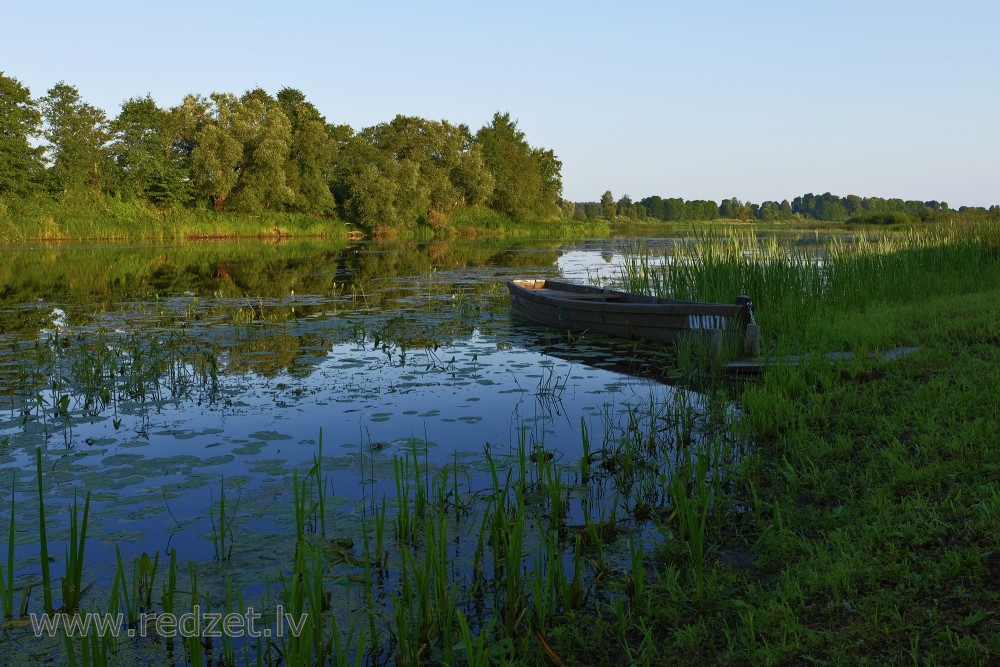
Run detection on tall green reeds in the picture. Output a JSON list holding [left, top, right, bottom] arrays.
[[61, 490, 91, 613], [620, 224, 1000, 351]]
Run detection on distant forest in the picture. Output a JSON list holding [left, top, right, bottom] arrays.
[[2, 70, 995, 237], [574, 191, 998, 226]]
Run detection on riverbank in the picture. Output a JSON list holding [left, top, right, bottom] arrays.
[[7, 194, 974, 246], [0, 196, 615, 244], [544, 286, 1000, 665], [0, 195, 338, 243]]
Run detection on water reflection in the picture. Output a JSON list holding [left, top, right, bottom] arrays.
[[0, 238, 737, 604]]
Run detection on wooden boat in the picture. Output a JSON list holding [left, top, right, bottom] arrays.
[[507, 279, 758, 352]]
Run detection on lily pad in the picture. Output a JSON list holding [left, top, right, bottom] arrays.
[[249, 430, 293, 441], [232, 441, 267, 456]]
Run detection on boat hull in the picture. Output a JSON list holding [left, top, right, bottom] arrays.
[[507, 279, 753, 346]]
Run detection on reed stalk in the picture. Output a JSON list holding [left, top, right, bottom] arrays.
[[211, 476, 236, 562], [220, 580, 236, 666], [185, 563, 203, 667], [312, 429, 327, 537], [35, 448, 54, 614], [1, 472, 15, 619], [160, 548, 177, 657]]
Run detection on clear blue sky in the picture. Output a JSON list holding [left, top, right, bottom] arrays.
[[4, 0, 998, 207]]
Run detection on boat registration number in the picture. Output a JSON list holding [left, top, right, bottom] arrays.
[[688, 314, 728, 330]]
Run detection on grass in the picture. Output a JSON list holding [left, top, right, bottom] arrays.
[[589, 220, 1000, 664], [718, 292, 1000, 663], [0, 193, 343, 243]]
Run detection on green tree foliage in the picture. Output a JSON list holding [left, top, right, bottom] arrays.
[[590, 190, 964, 225], [663, 197, 685, 220], [635, 196, 720, 221], [171, 93, 243, 211], [531, 145, 562, 216], [815, 198, 848, 222], [277, 87, 337, 215], [616, 194, 637, 219], [720, 197, 753, 220], [640, 195, 664, 220], [4, 69, 990, 237], [110, 95, 190, 205], [336, 131, 426, 232], [600, 190, 616, 219], [325, 122, 357, 210], [2, 71, 581, 233], [558, 199, 575, 218], [368, 115, 493, 227], [758, 200, 786, 221], [475, 112, 561, 220], [41, 82, 111, 195], [227, 88, 294, 212], [0, 71, 44, 197], [791, 192, 939, 222]]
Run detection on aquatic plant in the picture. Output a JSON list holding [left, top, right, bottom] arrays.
[[0, 473, 15, 619], [60, 490, 91, 613]]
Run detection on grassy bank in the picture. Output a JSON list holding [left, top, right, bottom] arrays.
[[0, 196, 612, 244], [538, 287, 998, 665], [571, 220, 1000, 664], [0, 195, 343, 243]]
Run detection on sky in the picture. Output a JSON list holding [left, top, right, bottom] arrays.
[[3, 0, 998, 207]]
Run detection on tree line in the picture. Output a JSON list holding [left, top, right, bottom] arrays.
[[4, 70, 995, 236], [575, 191, 997, 225], [0, 71, 564, 234]]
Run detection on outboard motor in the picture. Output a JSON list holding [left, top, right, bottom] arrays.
[[735, 295, 759, 356]]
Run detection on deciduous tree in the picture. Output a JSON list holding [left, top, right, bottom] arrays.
[[278, 87, 336, 214], [475, 112, 561, 220], [41, 82, 111, 195], [110, 95, 189, 204], [0, 71, 44, 196], [600, 190, 616, 219], [227, 88, 294, 212], [171, 93, 242, 211]]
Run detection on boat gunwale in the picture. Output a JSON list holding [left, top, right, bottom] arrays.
[[508, 279, 746, 311]]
